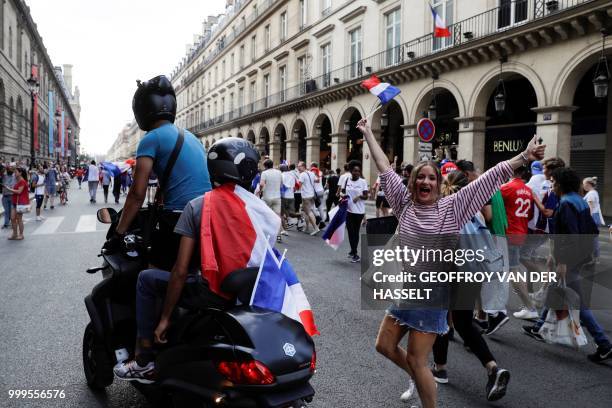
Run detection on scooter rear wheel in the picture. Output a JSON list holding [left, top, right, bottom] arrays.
[[82, 322, 114, 389]]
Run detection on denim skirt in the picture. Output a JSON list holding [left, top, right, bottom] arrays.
[[387, 308, 449, 335]]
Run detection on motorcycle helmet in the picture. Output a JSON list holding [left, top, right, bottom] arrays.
[[132, 75, 176, 131], [207, 137, 260, 188]]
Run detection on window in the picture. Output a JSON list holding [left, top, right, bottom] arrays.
[[279, 66, 287, 102], [229, 92, 234, 118], [299, 0, 307, 29], [208, 71, 212, 90], [265, 25, 271, 51], [349, 27, 362, 78], [263, 74, 270, 107], [8, 26, 12, 58], [240, 45, 245, 68], [214, 66, 218, 86], [322, 0, 332, 16], [385, 9, 401, 66], [214, 101, 218, 120], [432, 0, 454, 51], [230, 53, 235, 75], [221, 97, 225, 118], [238, 87, 244, 113], [251, 35, 257, 62], [298, 56, 307, 94], [222, 60, 226, 80], [0, 2, 4, 50], [321, 43, 331, 87], [280, 12, 288, 41], [250, 81, 256, 111], [498, 0, 527, 29]]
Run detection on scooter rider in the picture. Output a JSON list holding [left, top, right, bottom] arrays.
[[105, 75, 212, 271], [114, 138, 263, 383]]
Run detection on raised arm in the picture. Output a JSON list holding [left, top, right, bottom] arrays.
[[356, 118, 392, 174]]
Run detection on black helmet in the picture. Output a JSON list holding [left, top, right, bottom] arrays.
[[207, 138, 260, 188], [132, 75, 176, 131]]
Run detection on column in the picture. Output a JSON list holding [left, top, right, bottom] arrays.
[[456, 116, 487, 172], [362, 129, 382, 188], [269, 140, 281, 164], [531, 106, 577, 166], [305, 132, 320, 165], [256, 141, 266, 157], [602, 100, 612, 217], [330, 132, 347, 170], [401, 124, 419, 165], [286, 131, 299, 165]]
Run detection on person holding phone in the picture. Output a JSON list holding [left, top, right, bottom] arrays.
[[5, 168, 30, 240]]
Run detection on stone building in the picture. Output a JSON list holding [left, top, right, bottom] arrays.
[[0, 0, 80, 165], [172, 0, 612, 216], [106, 120, 144, 162]]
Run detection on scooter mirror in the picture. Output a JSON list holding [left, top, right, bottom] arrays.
[[97, 208, 118, 224]]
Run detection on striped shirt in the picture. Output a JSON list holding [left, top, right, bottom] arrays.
[[380, 161, 513, 235]]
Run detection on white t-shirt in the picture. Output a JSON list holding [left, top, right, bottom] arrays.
[[345, 177, 368, 214], [260, 168, 282, 200], [281, 172, 295, 199], [291, 170, 301, 193], [311, 169, 324, 194], [338, 173, 350, 192], [584, 190, 605, 225], [526, 174, 547, 230], [88, 165, 99, 182], [299, 171, 316, 199], [35, 173, 46, 195]]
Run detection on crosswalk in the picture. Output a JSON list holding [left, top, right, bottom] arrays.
[[23, 215, 107, 236]]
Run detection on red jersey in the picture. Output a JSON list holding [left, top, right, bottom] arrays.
[[500, 178, 533, 244]]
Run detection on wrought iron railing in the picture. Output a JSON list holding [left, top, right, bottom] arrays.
[[187, 0, 594, 134]]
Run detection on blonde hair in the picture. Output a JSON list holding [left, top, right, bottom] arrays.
[[441, 170, 468, 197], [583, 177, 598, 188]]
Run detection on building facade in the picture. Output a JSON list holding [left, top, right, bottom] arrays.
[[172, 0, 612, 216], [0, 0, 80, 165], [106, 120, 144, 162]]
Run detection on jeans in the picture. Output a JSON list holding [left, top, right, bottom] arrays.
[[346, 212, 364, 256], [592, 213, 601, 258], [2, 195, 12, 226], [88, 181, 98, 201], [135, 269, 229, 341]]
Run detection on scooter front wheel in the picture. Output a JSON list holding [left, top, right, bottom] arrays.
[[82, 322, 114, 389]]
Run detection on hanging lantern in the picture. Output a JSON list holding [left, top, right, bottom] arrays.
[[593, 29, 610, 99], [428, 99, 437, 121], [343, 120, 350, 132], [381, 113, 389, 128], [494, 79, 506, 114]]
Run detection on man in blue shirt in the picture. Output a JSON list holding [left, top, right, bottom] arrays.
[[110, 75, 211, 270]]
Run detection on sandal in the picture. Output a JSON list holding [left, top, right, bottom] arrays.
[[15, 236, 24, 240], [7, 235, 17, 240]]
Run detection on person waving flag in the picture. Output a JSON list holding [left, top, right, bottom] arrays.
[[431, 5, 451, 38]]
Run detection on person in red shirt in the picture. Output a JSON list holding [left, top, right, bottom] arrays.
[[4, 168, 30, 240], [500, 165, 536, 320], [76, 167, 84, 189]]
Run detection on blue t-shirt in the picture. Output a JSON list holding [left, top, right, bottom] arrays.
[[45, 169, 58, 188], [136, 123, 211, 210]]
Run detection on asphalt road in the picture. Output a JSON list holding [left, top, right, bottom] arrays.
[[1, 185, 612, 408]]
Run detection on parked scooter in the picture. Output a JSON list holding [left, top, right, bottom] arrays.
[[82, 207, 316, 407]]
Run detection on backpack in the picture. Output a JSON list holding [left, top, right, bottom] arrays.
[[459, 213, 504, 274]]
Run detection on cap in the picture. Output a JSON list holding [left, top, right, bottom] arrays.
[[531, 161, 543, 175], [441, 162, 459, 177]]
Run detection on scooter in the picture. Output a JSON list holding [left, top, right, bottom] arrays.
[[82, 207, 316, 407]]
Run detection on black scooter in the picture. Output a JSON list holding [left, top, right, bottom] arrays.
[[82, 207, 316, 407]]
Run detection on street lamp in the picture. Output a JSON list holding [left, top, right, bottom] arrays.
[[343, 120, 350, 132], [27, 72, 39, 166], [495, 55, 508, 115], [381, 113, 389, 128], [428, 73, 439, 121], [593, 29, 610, 99]]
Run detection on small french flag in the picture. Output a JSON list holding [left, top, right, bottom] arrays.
[[321, 199, 348, 250], [431, 5, 451, 38], [361, 75, 401, 105]]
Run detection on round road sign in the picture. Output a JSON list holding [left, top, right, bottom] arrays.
[[417, 118, 436, 143]]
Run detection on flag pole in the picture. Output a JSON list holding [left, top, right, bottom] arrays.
[[364, 103, 384, 121]]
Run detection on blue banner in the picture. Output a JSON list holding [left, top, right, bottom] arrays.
[[61, 110, 65, 157], [48, 92, 54, 154]]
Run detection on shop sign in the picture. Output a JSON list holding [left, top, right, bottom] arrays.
[[571, 134, 605, 151]]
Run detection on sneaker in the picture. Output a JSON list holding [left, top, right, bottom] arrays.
[[431, 367, 448, 384], [36, 216, 42, 221], [113, 360, 156, 384], [474, 318, 489, 333], [486, 367, 510, 401], [522, 325, 544, 342], [587, 345, 612, 363], [50, 206, 54, 210], [280, 230, 289, 236], [513, 308, 538, 320], [485, 312, 509, 336], [309, 229, 320, 236], [399, 379, 415, 403], [277, 235, 282, 243], [348, 252, 355, 259], [351, 255, 361, 263]]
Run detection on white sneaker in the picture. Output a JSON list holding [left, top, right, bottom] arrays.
[[309, 229, 320, 236], [399, 379, 415, 403], [513, 308, 538, 320], [280, 230, 289, 236]]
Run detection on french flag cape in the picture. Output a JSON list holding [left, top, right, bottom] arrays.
[[431, 5, 451, 38], [250, 244, 320, 336], [361, 75, 401, 105], [200, 183, 281, 299], [321, 198, 348, 250]]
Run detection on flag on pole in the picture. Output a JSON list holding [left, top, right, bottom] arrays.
[[250, 242, 319, 336], [431, 5, 451, 38], [321, 199, 348, 250], [361, 75, 401, 105]]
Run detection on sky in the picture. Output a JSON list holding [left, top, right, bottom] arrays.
[[27, 0, 226, 155]]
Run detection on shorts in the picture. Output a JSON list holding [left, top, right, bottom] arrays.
[[387, 308, 449, 335], [302, 197, 315, 215], [281, 197, 295, 216], [376, 195, 390, 208], [263, 197, 282, 216], [149, 211, 182, 271], [46, 185, 56, 196], [35, 195, 44, 209]]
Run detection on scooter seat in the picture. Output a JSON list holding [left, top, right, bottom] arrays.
[[220, 267, 259, 304]]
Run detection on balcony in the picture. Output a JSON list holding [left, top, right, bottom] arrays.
[[191, 0, 599, 134]]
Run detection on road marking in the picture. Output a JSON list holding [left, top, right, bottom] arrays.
[[32, 216, 64, 235], [75, 215, 97, 233]]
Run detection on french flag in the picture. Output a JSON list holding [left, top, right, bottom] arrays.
[[321, 199, 348, 250], [431, 5, 451, 38], [250, 244, 320, 337], [361, 75, 401, 105]]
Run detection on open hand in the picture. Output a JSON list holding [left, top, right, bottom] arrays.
[[524, 135, 546, 162]]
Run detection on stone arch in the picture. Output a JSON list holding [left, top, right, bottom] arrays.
[[291, 118, 308, 162], [469, 61, 546, 117], [338, 106, 364, 165], [312, 113, 332, 169], [236, 131, 244, 139], [372, 99, 405, 164], [336, 101, 366, 132], [246, 129, 256, 144], [311, 109, 335, 136], [410, 78, 466, 123], [273, 122, 287, 163]]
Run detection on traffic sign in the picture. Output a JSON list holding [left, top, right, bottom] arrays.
[[419, 142, 433, 152], [417, 118, 435, 142]]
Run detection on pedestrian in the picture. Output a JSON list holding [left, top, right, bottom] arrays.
[[43, 164, 58, 210], [582, 177, 604, 263], [113, 173, 122, 204], [60, 166, 71, 204], [76, 166, 84, 189], [297, 161, 320, 235], [401, 163, 413, 186], [280, 164, 300, 230], [34, 166, 46, 221], [87, 160, 99, 203], [325, 168, 340, 217], [342, 162, 368, 263], [1, 163, 15, 228], [310, 163, 327, 228], [358, 118, 545, 408], [101, 167, 112, 204], [373, 174, 391, 217], [290, 163, 302, 215], [259, 159, 283, 242], [6, 168, 30, 240]]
